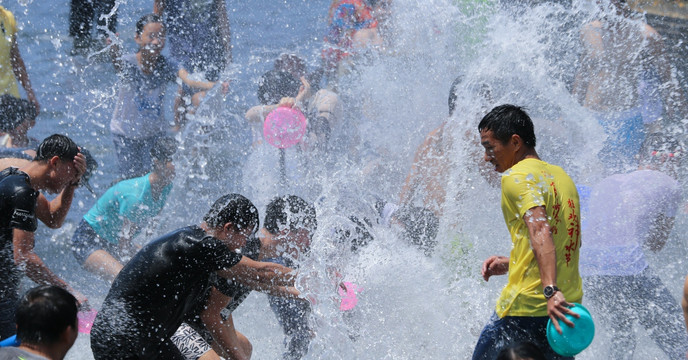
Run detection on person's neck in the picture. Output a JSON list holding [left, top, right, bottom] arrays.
[[148, 171, 169, 200], [517, 148, 540, 164], [136, 51, 159, 74], [19, 342, 63, 360]]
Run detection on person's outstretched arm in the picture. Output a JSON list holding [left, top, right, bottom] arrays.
[[215, 0, 232, 64], [153, 0, 165, 15], [10, 35, 39, 114], [218, 256, 296, 287], [13, 229, 88, 305], [201, 287, 252, 360]]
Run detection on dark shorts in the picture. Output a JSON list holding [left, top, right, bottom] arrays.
[[71, 219, 118, 265], [0, 296, 18, 340], [472, 312, 574, 360]]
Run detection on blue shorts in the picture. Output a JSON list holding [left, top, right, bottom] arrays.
[[71, 219, 119, 265], [472, 312, 574, 360]]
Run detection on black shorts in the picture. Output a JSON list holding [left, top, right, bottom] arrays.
[[71, 219, 119, 265]]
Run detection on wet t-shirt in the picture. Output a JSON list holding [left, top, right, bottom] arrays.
[[497, 158, 583, 318], [0, 167, 38, 299], [91, 225, 242, 358], [0, 346, 49, 360], [110, 54, 180, 139], [83, 173, 172, 244], [579, 170, 680, 276], [0, 7, 19, 98]]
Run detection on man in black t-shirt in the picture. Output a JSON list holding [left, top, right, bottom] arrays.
[[0, 134, 87, 340], [90, 193, 298, 360]]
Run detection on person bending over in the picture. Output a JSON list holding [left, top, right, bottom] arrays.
[[90, 194, 297, 360], [71, 137, 177, 282]]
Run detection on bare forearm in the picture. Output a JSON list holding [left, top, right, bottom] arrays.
[[16, 251, 69, 289], [241, 278, 300, 298], [44, 186, 77, 228], [532, 230, 557, 286]]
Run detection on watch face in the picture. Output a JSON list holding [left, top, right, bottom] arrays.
[[544, 286, 554, 298]]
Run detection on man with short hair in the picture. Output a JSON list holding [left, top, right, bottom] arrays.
[[0, 134, 87, 340], [90, 193, 298, 360], [172, 195, 316, 360], [472, 105, 582, 359], [0, 285, 79, 360]]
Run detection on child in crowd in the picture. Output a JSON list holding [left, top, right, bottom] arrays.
[[71, 137, 177, 282], [108, 14, 227, 178]]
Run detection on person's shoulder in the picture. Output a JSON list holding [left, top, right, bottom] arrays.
[[0, 7, 17, 30]]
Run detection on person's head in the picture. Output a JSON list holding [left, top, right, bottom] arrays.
[[257, 70, 301, 105], [478, 104, 536, 173], [392, 206, 439, 256], [496, 342, 546, 360], [0, 95, 37, 138], [203, 194, 259, 250], [274, 54, 307, 80], [15, 285, 78, 354], [264, 195, 317, 255], [135, 14, 166, 56], [150, 136, 178, 181], [33, 134, 80, 193], [638, 132, 683, 177]]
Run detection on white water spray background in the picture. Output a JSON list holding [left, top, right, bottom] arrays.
[[6, 0, 687, 358]]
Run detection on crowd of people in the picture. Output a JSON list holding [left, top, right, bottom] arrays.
[[0, 0, 687, 359]]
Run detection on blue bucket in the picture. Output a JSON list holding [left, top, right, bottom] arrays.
[[546, 303, 595, 357]]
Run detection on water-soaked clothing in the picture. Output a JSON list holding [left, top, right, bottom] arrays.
[[177, 237, 261, 357], [0, 346, 49, 360], [265, 256, 312, 360], [0, 167, 37, 339], [90, 225, 242, 360]]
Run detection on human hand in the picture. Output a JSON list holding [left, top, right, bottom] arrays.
[[278, 97, 296, 108], [295, 76, 311, 104], [72, 289, 89, 310], [221, 81, 230, 94], [72, 151, 87, 183], [481, 256, 509, 281], [547, 291, 579, 334]]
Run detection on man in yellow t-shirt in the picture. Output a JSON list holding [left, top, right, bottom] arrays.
[[0, 6, 39, 113], [472, 104, 583, 360]]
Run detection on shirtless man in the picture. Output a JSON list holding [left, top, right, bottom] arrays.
[[572, 0, 687, 171]]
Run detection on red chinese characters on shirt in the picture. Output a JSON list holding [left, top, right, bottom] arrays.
[[564, 198, 580, 266]]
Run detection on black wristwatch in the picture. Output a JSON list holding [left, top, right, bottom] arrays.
[[543, 285, 560, 300]]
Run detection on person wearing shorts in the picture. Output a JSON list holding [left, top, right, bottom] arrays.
[[71, 137, 177, 282]]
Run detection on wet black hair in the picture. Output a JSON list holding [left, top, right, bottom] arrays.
[[0, 94, 37, 132], [394, 206, 439, 256], [496, 342, 546, 360], [204, 194, 259, 232], [478, 104, 536, 148], [15, 285, 78, 345], [264, 195, 317, 236], [136, 14, 164, 36], [34, 134, 79, 162], [274, 54, 307, 79], [257, 70, 301, 105], [150, 136, 178, 162]]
